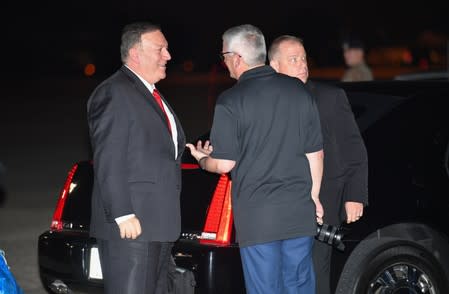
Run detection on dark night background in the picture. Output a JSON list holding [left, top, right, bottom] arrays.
[[0, 1, 448, 292], [4, 0, 449, 79]]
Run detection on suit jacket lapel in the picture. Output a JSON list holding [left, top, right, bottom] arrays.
[[120, 66, 172, 131], [155, 88, 186, 159], [120, 66, 185, 159]]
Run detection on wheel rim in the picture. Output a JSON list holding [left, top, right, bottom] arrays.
[[368, 263, 436, 294]]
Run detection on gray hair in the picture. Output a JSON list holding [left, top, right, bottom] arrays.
[[120, 22, 161, 63], [268, 35, 304, 62], [222, 24, 266, 66]]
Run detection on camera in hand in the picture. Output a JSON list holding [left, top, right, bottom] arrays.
[[316, 223, 345, 251]]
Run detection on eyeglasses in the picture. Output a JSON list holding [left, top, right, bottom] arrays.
[[219, 51, 241, 61]]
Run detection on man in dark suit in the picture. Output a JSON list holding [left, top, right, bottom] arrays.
[[87, 21, 185, 294], [269, 35, 368, 294]]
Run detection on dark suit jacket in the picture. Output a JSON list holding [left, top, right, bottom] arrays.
[[87, 66, 186, 242], [306, 81, 368, 225]]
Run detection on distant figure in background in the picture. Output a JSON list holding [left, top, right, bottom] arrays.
[[269, 35, 369, 294], [341, 36, 373, 82]]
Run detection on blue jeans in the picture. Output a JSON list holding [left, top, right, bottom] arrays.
[[240, 236, 315, 294]]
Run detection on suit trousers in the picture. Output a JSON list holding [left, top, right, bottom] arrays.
[[312, 240, 332, 294], [240, 236, 315, 294], [313, 178, 345, 294], [97, 238, 173, 294]]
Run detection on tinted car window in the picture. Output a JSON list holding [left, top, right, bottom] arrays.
[[346, 92, 406, 131], [348, 86, 449, 235]]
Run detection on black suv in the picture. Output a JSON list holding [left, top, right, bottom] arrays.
[[38, 80, 449, 294]]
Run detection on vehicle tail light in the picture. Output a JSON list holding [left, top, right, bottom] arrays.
[[181, 163, 199, 169], [200, 174, 233, 246], [50, 163, 78, 231]]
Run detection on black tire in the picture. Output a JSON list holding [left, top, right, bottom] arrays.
[[335, 238, 449, 294]]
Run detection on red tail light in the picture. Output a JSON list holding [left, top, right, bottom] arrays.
[[200, 174, 233, 246], [50, 163, 78, 231], [181, 163, 199, 169]]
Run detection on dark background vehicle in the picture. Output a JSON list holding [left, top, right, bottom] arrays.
[[394, 69, 449, 81], [38, 80, 449, 293]]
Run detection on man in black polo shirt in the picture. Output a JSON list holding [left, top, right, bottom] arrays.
[[186, 24, 324, 294]]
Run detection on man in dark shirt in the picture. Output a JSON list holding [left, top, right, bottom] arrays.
[[187, 24, 324, 294], [269, 35, 368, 294]]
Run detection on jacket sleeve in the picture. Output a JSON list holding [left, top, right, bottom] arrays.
[[335, 88, 369, 205], [87, 83, 134, 220]]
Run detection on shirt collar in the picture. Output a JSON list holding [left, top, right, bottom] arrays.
[[125, 65, 156, 93]]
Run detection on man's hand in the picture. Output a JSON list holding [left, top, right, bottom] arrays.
[[118, 216, 142, 239], [186, 140, 213, 161], [313, 198, 324, 225], [345, 201, 364, 223]]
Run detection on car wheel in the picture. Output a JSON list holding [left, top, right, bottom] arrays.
[[335, 238, 449, 294]]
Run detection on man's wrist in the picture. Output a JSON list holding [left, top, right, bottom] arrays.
[[115, 214, 135, 224], [198, 156, 208, 170]]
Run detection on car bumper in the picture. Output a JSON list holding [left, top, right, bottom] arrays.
[[38, 230, 102, 293], [173, 239, 245, 294], [39, 231, 246, 294]]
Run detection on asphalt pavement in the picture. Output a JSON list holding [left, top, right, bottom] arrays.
[[0, 72, 230, 293]]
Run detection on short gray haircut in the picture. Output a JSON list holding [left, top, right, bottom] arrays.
[[268, 35, 304, 62], [222, 24, 266, 66], [120, 22, 161, 63]]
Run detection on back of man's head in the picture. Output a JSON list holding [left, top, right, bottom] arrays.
[[222, 24, 267, 66]]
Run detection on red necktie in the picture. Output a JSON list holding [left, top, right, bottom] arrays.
[[153, 89, 172, 135]]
